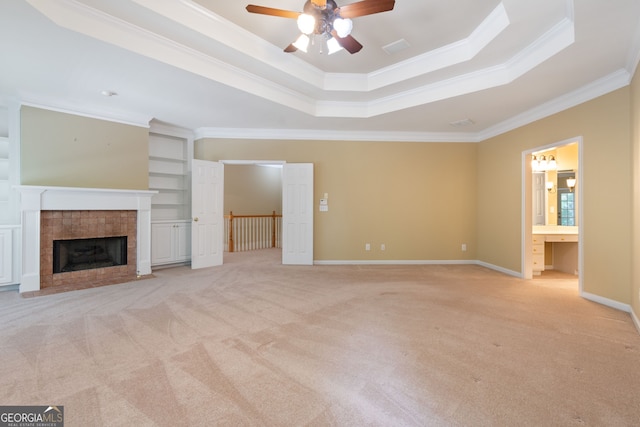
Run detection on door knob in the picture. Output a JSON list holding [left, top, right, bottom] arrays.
[[193, 217, 199, 222]]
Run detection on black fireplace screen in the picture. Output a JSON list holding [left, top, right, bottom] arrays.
[[53, 236, 127, 273]]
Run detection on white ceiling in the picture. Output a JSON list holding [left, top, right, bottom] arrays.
[[1, 0, 639, 141]]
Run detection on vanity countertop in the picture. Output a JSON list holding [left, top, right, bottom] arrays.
[[532, 225, 578, 235]]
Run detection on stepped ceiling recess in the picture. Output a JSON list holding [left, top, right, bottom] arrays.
[[1, 0, 640, 141]]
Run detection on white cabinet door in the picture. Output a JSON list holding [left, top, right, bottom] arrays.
[[282, 163, 313, 265], [175, 223, 191, 262], [0, 229, 12, 284], [151, 222, 191, 266], [151, 223, 174, 265]]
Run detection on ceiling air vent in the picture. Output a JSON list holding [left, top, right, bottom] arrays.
[[382, 39, 410, 55], [449, 118, 475, 128]]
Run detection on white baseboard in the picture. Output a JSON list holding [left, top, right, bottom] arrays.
[[314, 259, 523, 277], [314, 259, 479, 266], [631, 308, 640, 336], [474, 260, 522, 277], [580, 291, 631, 313], [313, 259, 638, 336]]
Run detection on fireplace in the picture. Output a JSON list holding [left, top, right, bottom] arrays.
[[17, 186, 156, 294], [40, 210, 138, 290], [53, 236, 127, 273]]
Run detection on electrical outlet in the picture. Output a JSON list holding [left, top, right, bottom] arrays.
[[380, 243, 385, 251], [461, 243, 467, 252], [365, 243, 371, 251]]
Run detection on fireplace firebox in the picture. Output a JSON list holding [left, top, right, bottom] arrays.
[[53, 236, 128, 273]]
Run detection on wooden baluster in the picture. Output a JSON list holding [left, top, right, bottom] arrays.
[[271, 211, 276, 248], [229, 211, 234, 253]]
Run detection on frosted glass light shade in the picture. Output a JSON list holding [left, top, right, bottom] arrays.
[[297, 14, 316, 34], [293, 34, 310, 52], [333, 18, 352, 38], [327, 37, 343, 54]]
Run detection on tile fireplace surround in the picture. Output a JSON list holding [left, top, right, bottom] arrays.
[[17, 186, 156, 294]]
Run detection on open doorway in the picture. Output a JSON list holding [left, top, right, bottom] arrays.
[[223, 162, 283, 255], [191, 160, 314, 268], [523, 137, 583, 292]]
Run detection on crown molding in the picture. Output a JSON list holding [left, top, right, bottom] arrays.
[[26, 0, 319, 117], [149, 122, 195, 140], [477, 68, 631, 140], [196, 67, 630, 143], [17, 68, 630, 143], [318, 17, 574, 118], [19, 99, 152, 128], [28, 0, 575, 119], [132, 0, 327, 88], [324, 2, 510, 91], [193, 127, 479, 143]]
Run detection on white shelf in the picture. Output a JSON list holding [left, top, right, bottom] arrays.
[[0, 138, 10, 204], [149, 158, 187, 176], [149, 132, 190, 222]]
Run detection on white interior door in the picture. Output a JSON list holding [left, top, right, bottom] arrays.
[[191, 159, 223, 269], [282, 163, 313, 265], [533, 172, 546, 225]]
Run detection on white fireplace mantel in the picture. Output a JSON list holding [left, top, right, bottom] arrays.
[[16, 185, 157, 293]]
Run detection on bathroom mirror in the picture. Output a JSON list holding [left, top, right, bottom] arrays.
[[531, 143, 578, 226]]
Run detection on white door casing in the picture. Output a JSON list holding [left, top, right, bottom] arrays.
[[191, 160, 223, 269], [282, 163, 314, 265]]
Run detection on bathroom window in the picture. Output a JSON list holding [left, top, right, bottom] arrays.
[[559, 192, 575, 226]]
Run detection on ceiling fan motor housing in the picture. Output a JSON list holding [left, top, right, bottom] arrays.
[[303, 0, 340, 35]]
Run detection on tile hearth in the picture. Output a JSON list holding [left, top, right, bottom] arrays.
[[40, 210, 137, 290]]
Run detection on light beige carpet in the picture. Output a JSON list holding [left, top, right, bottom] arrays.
[[1, 248, 639, 426]]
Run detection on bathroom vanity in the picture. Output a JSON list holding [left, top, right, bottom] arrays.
[[532, 225, 578, 275]]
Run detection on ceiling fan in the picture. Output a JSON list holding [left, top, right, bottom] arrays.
[[246, 0, 395, 54]]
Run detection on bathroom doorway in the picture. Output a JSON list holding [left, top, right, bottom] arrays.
[[523, 137, 583, 293]]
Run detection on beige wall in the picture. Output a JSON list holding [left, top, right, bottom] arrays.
[[478, 88, 632, 303], [17, 83, 639, 313], [224, 164, 282, 214], [631, 67, 640, 322], [195, 139, 478, 261], [21, 106, 149, 190]]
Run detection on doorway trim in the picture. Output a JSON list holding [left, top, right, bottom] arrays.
[[218, 159, 315, 266], [221, 160, 285, 166], [218, 160, 285, 265], [521, 136, 583, 294]]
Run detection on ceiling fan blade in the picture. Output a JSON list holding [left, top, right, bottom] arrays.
[[284, 43, 298, 53], [311, 0, 327, 8], [246, 5, 300, 19], [338, 0, 395, 19], [331, 31, 363, 54]]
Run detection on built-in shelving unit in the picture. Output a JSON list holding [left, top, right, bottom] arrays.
[[149, 133, 190, 221], [0, 137, 9, 215], [148, 131, 192, 267], [1, 130, 20, 286]]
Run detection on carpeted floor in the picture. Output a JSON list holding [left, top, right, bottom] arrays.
[[1, 248, 639, 426]]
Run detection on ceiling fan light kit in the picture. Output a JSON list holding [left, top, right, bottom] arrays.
[[246, 0, 395, 55]]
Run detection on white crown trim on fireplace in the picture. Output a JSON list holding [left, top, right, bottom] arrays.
[[15, 185, 157, 293]]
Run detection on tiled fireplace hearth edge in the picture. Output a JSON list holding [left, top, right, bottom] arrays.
[[16, 186, 157, 293]]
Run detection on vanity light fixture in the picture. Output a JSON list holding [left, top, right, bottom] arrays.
[[546, 181, 556, 193], [531, 155, 540, 171], [532, 153, 557, 171], [547, 155, 557, 170], [566, 177, 576, 192], [531, 155, 547, 171]]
